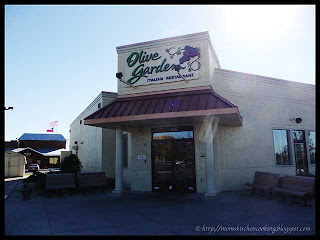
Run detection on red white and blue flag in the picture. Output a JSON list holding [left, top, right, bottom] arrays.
[[46, 128, 54, 132], [49, 121, 58, 127]]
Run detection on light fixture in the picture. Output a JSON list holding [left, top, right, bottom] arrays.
[[139, 128, 143, 135], [116, 72, 137, 89], [116, 72, 123, 79], [4, 107, 13, 110], [290, 118, 302, 123]]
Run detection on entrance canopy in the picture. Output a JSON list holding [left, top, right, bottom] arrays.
[[84, 86, 242, 130]]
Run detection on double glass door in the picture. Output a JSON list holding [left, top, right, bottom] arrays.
[[151, 127, 196, 193]]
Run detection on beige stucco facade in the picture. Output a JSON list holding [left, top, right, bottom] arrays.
[[69, 91, 117, 178], [75, 31, 315, 195]]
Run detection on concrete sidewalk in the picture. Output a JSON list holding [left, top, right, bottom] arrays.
[[5, 190, 315, 235], [4, 177, 28, 199]]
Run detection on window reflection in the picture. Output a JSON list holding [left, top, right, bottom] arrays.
[[292, 130, 304, 141], [153, 131, 193, 140], [273, 130, 290, 165], [308, 131, 316, 164]]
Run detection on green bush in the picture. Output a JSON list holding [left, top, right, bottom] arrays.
[[60, 154, 83, 174], [60, 154, 83, 188], [24, 171, 46, 191]]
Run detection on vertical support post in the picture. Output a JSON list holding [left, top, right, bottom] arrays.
[[204, 117, 217, 197], [113, 128, 123, 194]]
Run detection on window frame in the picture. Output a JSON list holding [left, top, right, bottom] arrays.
[[307, 130, 316, 166], [272, 129, 292, 166]]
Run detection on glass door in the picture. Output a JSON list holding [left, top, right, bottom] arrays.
[[151, 127, 196, 193]]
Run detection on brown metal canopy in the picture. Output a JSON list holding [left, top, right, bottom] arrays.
[[84, 87, 242, 129]]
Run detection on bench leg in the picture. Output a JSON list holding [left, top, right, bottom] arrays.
[[70, 189, 73, 197], [290, 195, 296, 204], [252, 187, 255, 195], [303, 196, 308, 207], [269, 191, 273, 199], [281, 193, 284, 202], [260, 189, 264, 197]]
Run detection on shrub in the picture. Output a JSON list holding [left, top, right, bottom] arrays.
[[60, 154, 83, 174], [60, 154, 83, 188], [24, 171, 46, 191]]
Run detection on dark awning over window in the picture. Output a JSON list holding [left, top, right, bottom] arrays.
[[84, 87, 242, 129]]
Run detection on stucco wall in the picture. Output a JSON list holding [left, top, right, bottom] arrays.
[[211, 69, 315, 191], [70, 92, 116, 175], [129, 127, 152, 192]]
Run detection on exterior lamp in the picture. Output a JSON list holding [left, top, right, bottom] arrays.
[[116, 72, 137, 89], [174, 65, 188, 82], [290, 118, 302, 123], [4, 107, 14, 110]]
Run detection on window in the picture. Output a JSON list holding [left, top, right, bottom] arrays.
[[292, 130, 309, 174], [273, 130, 291, 165], [49, 157, 59, 164], [308, 131, 316, 164], [123, 134, 128, 168]]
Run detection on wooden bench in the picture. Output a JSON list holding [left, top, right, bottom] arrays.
[[46, 173, 76, 197], [272, 175, 315, 206], [246, 171, 280, 198], [79, 172, 107, 194]]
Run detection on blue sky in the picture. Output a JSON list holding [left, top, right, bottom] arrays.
[[5, 5, 315, 143]]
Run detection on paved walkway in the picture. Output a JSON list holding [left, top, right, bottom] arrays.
[[5, 190, 315, 235], [4, 176, 29, 199]]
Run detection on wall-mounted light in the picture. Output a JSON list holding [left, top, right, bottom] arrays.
[[290, 118, 302, 123], [116, 72, 137, 89], [139, 128, 143, 135]]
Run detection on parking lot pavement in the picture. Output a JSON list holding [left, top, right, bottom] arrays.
[[5, 190, 315, 235]]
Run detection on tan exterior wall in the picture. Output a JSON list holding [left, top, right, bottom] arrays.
[[129, 128, 152, 191], [211, 69, 315, 191], [70, 92, 116, 176]]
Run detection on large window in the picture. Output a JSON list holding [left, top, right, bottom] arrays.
[[308, 131, 316, 164], [273, 130, 291, 165], [49, 157, 59, 164]]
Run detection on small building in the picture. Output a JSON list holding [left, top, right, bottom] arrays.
[[5, 133, 67, 169], [5, 151, 27, 178], [17, 133, 67, 153], [43, 148, 67, 168], [70, 32, 315, 196]]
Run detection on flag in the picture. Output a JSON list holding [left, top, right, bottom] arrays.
[[49, 121, 58, 127], [46, 128, 53, 132]]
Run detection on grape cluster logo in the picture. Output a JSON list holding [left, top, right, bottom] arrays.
[[166, 45, 201, 72]]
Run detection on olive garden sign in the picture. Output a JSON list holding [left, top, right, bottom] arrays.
[[124, 45, 201, 86]]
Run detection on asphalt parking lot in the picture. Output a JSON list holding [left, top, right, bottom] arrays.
[[5, 188, 315, 235]]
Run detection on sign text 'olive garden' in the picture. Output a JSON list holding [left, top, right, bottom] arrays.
[[124, 45, 201, 86]]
